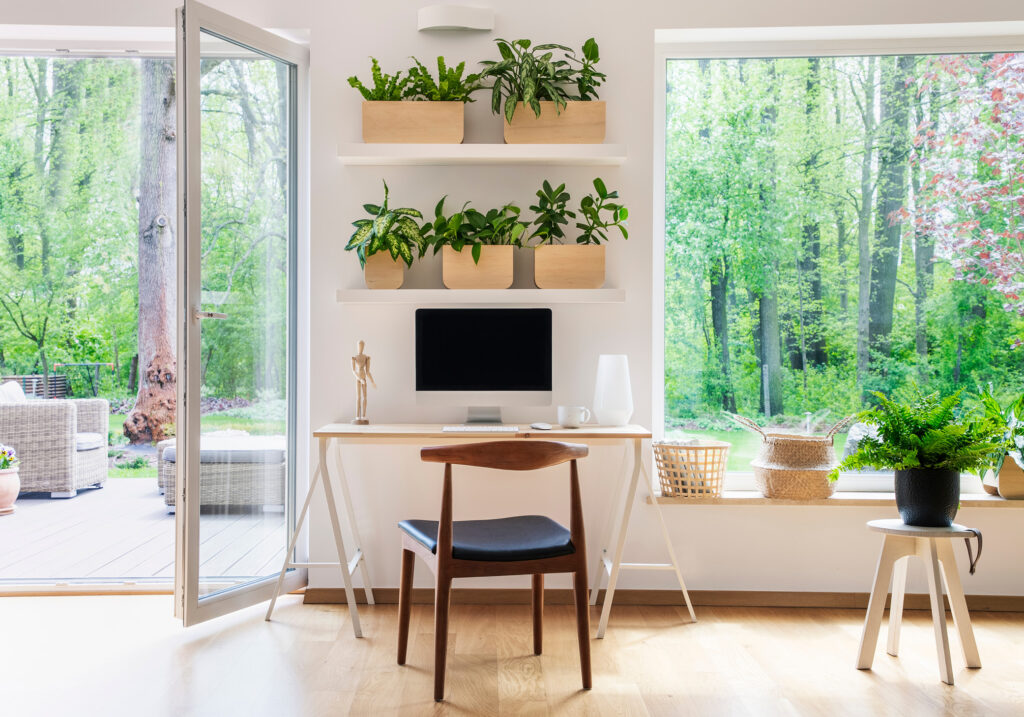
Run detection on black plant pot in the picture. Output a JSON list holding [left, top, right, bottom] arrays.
[[894, 468, 960, 527]]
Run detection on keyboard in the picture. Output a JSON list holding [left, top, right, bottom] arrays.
[[442, 425, 519, 432]]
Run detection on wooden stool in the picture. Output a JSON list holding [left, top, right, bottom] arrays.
[[857, 519, 981, 685]]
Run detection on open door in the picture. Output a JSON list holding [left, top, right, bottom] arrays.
[[175, 0, 308, 625]]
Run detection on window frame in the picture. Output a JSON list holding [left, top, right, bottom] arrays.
[[652, 22, 1024, 492]]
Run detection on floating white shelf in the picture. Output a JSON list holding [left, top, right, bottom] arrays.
[[336, 288, 626, 304], [338, 143, 628, 166]]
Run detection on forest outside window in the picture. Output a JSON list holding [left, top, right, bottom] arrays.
[[662, 49, 1024, 489]]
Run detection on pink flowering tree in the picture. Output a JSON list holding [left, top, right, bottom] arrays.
[[911, 53, 1024, 331]]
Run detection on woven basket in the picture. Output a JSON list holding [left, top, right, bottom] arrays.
[[653, 440, 730, 498], [729, 414, 854, 500]]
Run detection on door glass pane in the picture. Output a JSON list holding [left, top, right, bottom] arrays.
[[197, 30, 291, 597]]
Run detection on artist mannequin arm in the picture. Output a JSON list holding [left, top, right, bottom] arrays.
[[364, 358, 377, 389]]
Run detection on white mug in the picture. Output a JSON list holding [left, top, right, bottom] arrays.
[[558, 405, 591, 428]]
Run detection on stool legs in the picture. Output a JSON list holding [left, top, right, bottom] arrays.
[[886, 556, 909, 657], [858, 535, 912, 670], [532, 574, 544, 656], [397, 549, 415, 665], [920, 539, 954, 685], [937, 541, 981, 669]]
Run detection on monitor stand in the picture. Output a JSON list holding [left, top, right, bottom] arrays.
[[465, 406, 503, 424]]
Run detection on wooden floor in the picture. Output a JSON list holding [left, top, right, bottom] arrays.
[[3, 595, 1023, 716], [0, 478, 285, 585]]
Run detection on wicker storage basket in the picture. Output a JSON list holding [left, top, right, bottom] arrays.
[[730, 414, 854, 500], [653, 439, 730, 498]]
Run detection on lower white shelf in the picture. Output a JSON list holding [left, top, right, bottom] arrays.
[[336, 288, 626, 304]]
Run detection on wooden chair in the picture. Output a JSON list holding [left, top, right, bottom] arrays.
[[397, 440, 592, 701]]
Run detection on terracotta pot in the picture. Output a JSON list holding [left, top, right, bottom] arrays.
[[361, 101, 464, 143], [0, 468, 19, 516], [997, 455, 1024, 499], [363, 252, 405, 290], [895, 468, 960, 527], [534, 245, 605, 289], [442, 245, 513, 289], [504, 101, 606, 144]]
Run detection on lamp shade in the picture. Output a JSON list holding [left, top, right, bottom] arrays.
[[593, 354, 633, 426]]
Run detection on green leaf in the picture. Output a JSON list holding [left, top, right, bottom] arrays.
[[346, 223, 372, 250], [363, 203, 381, 215], [471, 243, 482, 264]]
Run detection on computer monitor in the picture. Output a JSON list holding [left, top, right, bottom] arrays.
[[415, 308, 552, 422]]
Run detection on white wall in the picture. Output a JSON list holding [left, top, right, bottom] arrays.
[[3, 0, 1022, 597]]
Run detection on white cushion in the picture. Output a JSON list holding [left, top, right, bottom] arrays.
[[76, 432, 106, 452], [0, 381, 27, 403]]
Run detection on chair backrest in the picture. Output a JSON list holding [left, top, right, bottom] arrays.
[[421, 440, 588, 471]]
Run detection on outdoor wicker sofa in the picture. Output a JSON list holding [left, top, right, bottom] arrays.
[[0, 381, 108, 498], [158, 434, 286, 512]]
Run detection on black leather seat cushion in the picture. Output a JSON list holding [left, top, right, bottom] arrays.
[[399, 515, 575, 562]]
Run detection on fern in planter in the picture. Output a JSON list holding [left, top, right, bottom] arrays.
[[423, 197, 527, 264], [346, 181, 427, 268], [407, 56, 483, 102], [828, 389, 1000, 481], [347, 58, 411, 100]]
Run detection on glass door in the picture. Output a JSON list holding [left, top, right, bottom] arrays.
[[175, 0, 307, 625]]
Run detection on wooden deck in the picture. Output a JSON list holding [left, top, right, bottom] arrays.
[[0, 478, 285, 586]]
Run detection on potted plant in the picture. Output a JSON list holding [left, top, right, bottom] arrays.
[[346, 181, 428, 289], [0, 443, 19, 516], [829, 389, 999, 526], [480, 38, 605, 144], [424, 198, 526, 289], [978, 387, 1024, 499], [531, 178, 628, 288], [349, 56, 482, 143]]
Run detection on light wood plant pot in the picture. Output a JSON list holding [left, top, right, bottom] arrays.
[[361, 101, 464, 143], [504, 101, 606, 144], [998, 456, 1024, 499], [534, 245, 605, 289], [363, 252, 404, 289], [0, 468, 19, 516], [442, 245, 513, 289]]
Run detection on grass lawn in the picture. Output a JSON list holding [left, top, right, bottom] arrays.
[[667, 429, 848, 473]]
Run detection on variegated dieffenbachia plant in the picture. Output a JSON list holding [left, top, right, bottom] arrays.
[[346, 181, 427, 268]]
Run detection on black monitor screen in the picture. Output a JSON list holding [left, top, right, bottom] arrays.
[[415, 308, 552, 391]]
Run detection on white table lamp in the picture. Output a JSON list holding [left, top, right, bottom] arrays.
[[593, 354, 633, 426]]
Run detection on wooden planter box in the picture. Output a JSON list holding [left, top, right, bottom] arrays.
[[442, 245, 513, 289], [534, 245, 605, 289], [363, 252, 404, 289], [361, 101, 464, 143], [504, 101, 605, 144]]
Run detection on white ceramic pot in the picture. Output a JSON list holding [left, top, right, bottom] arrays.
[[0, 468, 20, 516]]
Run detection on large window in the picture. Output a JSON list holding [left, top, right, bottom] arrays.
[[661, 45, 1024, 480]]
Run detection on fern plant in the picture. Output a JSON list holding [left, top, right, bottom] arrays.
[[828, 389, 1000, 481], [407, 56, 483, 102], [348, 58, 411, 101], [346, 181, 426, 268]]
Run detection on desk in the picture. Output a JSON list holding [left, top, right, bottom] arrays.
[[265, 424, 695, 638]]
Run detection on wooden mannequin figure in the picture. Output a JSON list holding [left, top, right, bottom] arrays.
[[351, 339, 377, 425]]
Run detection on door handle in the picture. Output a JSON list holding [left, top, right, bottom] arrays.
[[194, 309, 228, 320]]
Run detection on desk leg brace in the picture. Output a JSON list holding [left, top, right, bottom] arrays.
[[265, 437, 370, 638], [589, 438, 696, 638]]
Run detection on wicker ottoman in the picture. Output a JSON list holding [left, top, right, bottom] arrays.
[[159, 435, 286, 512]]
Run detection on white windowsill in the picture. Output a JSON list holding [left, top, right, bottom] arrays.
[[648, 491, 1016, 508]]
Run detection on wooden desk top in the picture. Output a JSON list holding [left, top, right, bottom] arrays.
[[313, 423, 652, 440]]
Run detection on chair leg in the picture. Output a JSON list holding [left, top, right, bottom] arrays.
[[573, 568, 592, 690], [532, 574, 544, 656], [434, 575, 452, 702], [397, 549, 415, 665]]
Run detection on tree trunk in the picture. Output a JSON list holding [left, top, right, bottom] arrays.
[[709, 255, 736, 413], [911, 79, 938, 367], [760, 287, 784, 416], [800, 58, 826, 366], [855, 57, 877, 384], [867, 55, 914, 361], [125, 59, 177, 444]]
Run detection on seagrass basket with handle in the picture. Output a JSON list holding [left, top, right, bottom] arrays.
[[653, 439, 730, 498], [728, 414, 855, 500]]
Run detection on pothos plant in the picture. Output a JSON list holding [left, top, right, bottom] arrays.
[[828, 389, 1001, 482], [423, 197, 527, 264], [529, 178, 628, 245], [346, 181, 427, 268], [480, 38, 603, 122], [977, 386, 1024, 477]]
